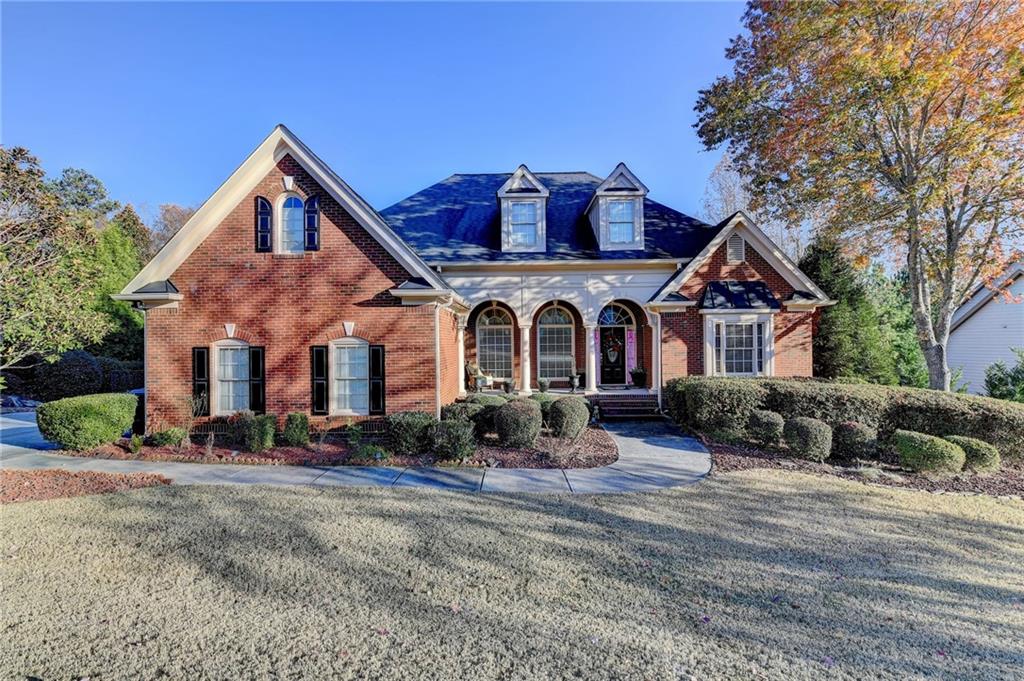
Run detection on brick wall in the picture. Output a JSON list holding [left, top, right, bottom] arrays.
[[145, 154, 446, 430]]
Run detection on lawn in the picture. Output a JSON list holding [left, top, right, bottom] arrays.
[[2, 471, 1022, 680]]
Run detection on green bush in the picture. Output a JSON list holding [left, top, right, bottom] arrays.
[[129, 433, 144, 454], [466, 393, 508, 406], [494, 399, 542, 448], [549, 396, 590, 439], [151, 427, 187, 447], [385, 411, 436, 456], [432, 420, 476, 460], [783, 417, 832, 462], [36, 393, 137, 451], [441, 402, 485, 423], [281, 412, 310, 446], [893, 430, 965, 474], [683, 378, 767, 435], [761, 379, 890, 429], [529, 393, 561, 423], [831, 421, 878, 460], [944, 435, 1000, 473], [746, 409, 784, 449], [464, 395, 507, 437], [35, 350, 103, 401], [230, 411, 277, 453]]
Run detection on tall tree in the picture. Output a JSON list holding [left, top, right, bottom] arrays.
[[695, 0, 1024, 390], [88, 212, 144, 360], [0, 148, 108, 372], [112, 205, 152, 263], [864, 266, 930, 388], [149, 203, 196, 257], [49, 167, 119, 223]]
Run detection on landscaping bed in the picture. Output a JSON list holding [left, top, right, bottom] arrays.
[[0, 469, 170, 504]]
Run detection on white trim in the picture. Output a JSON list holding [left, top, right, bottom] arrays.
[[702, 312, 775, 377], [329, 336, 370, 417], [726, 233, 745, 263], [651, 213, 829, 304], [497, 165, 550, 199], [119, 124, 449, 298], [274, 191, 305, 255], [432, 258, 686, 271], [501, 198, 546, 253], [951, 262, 1024, 332], [698, 308, 780, 315], [210, 338, 250, 417], [475, 304, 515, 381]]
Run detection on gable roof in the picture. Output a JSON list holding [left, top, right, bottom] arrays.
[[380, 172, 718, 263], [951, 261, 1024, 332], [118, 125, 452, 299]]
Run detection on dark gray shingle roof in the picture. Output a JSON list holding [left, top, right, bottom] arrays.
[[701, 281, 781, 310], [380, 172, 720, 262]]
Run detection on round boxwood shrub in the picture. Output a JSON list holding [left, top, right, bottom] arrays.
[[466, 394, 508, 406], [549, 396, 590, 439], [783, 417, 832, 462], [150, 427, 188, 447], [944, 435, 1000, 473], [892, 430, 966, 474], [35, 350, 103, 401], [680, 378, 768, 435], [36, 393, 137, 451], [832, 421, 878, 461], [747, 409, 784, 449], [529, 392, 561, 423], [385, 411, 437, 456], [229, 410, 277, 453], [281, 412, 310, 446], [441, 402, 485, 423], [494, 399, 542, 448], [432, 420, 476, 460]]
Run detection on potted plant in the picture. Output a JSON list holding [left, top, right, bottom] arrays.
[[538, 378, 550, 393], [629, 365, 647, 388], [503, 379, 517, 394]]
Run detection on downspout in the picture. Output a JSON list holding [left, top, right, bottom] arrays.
[[433, 301, 442, 419]]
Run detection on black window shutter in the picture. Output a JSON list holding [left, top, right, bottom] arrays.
[[311, 345, 328, 415], [369, 344, 386, 415], [249, 347, 265, 414], [191, 347, 210, 416], [304, 195, 320, 251], [255, 196, 272, 252]]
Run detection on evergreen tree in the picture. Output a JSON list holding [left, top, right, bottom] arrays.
[[112, 205, 152, 263], [87, 217, 144, 360], [864, 267, 930, 388]]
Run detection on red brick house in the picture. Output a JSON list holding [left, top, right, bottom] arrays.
[[116, 125, 832, 430]]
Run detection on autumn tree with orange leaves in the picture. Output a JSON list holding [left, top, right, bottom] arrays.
[[695, 0, 1024, 390]]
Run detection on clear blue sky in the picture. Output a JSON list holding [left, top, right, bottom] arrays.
[[2, 2, 744, 223]]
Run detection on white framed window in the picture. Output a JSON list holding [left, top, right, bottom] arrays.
[[727, 234, 746, 263], [213, 339, 250, 416], [537, 305, 575, 380], [703, 313, 774, 376], [477, 306, 513, 380], [509, 201, 538, 247], [331, 338, 369, 415], [608, 200, 636, 244], [277, 194, 305, 254]]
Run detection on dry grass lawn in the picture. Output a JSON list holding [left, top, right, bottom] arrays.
[[1, 470, 1022, 680]]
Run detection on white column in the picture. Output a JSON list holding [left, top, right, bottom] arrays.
[[651, 312, 662, 408], [519, 324, 532, 394], [585, 325, 598, 392], [456, 316, 467, 397]]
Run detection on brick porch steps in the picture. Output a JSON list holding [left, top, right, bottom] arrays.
[[588, 393, 662, 420]]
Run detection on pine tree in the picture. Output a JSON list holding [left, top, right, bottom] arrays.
[[112, 205, 152, 261]]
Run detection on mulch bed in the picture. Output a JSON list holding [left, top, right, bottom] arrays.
[[66, 424, 618, 470], [708, 439, 1024, 497], [0, 469, 170, 504]]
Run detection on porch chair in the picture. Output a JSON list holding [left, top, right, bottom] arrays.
[[465, 362, 494, 393]]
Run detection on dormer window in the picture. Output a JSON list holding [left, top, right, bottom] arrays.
[[608, 200, 636, 244], [498, 165, 548, 253], [587, 163, 648, 251]]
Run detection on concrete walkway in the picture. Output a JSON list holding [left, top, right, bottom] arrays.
[[0, 412, 710, 494]]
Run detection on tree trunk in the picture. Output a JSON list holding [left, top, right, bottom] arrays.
[[905, 206, 954, 391], [921, 340, 951, 391]]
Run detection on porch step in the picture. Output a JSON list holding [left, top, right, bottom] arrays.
[[588, 394, 662, 420]]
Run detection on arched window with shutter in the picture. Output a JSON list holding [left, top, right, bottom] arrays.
[[255, 196, 272, 252]]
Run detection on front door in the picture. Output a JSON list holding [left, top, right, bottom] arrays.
[[600, 327, 626, 385]]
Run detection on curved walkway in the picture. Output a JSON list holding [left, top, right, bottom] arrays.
[[0, 412, 710, 494]]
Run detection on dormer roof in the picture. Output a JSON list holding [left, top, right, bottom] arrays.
[[497, 165, 550, 198]]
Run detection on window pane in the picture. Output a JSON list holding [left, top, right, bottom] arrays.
[[478, 327, 512, 379], [609, 200, 634, 222], [511, 223, 536, 246], [538, 325, 573, 379], [333, 344, 369, 412], [510, 202, 536, 223], [722, 323, 755, 374], [281, 197, 304, 253]]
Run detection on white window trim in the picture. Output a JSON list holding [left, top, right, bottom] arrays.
[[701, 311, 776, 377], [536, 305, 576, 380], [596, 196, 644, 251], [275, 192, 305, 255], [329, 337, 370, 417], [211, 338, 250, 417], [476, 306, 514, 381], [501, 198, 546, 253], [607, 199, 638, 245]]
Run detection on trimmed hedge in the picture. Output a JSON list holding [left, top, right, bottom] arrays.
[[281, 412, 310, 446], [441, 402, 485, 423], [494, 399, 542, 448], [549, 396, 590, 439], [893, 430, 965, 474], [783, 417, 832, 462], [151, 427, 187, 447], [35, 350, 103, 401], [385, 411, 436, 456], [944, 435, 1000, 473], [230, 411, 276, 453], [529, 393, 561, 423], [747, 410, 784, 449], [832, 421, 878, 461], [432, 420, 476, 460], [466, 394, 508, 406], [665, 377, 1024, 459], [36, 393, 137, 451]]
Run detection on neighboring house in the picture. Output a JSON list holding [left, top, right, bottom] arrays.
[[115, 125, 832, 429], [948, 262, 1024, 394]]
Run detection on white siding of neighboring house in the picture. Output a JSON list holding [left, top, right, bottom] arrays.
[[948, 275, 1024, 394]]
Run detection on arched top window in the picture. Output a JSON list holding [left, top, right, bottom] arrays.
[[479, 307, 513, 327], [598, 303, 635, 327], [476, 305, 513, 380], [278, 194, 305, 254], [538, 304, 575, 380], [538, 306, 572, 326]]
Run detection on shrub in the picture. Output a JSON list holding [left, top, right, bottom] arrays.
[[230, 410, 277, 453], [538, 378, 550, 393], [35, 350, 103, 401], [549, 396, 590, 439], [761, 379, 890, 428], [893, 430, 966, 474], [432, 420, 476, 460], [783, 417, 832, 462], [441, 402, 485, 423], [129, 433, 144, 454], [36, 393, 137, 450], [281, 412, 310, 446], [466, 394, 508, 406], [944, 435, 1000, 473], [385, 411, 436, 456], [746, 409, 784, 449], [151, 427, 187, 447], [681, 378, 767, 435], [831, 421, 878, 461], [529, 392, 561, 423], [494, 399, 542, 448], [464, 395, 507, 437]]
